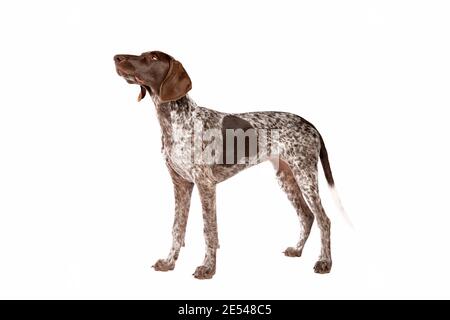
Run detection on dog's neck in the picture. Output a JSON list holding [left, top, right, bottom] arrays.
[[153, 95, 195, 113], [151, 95, 197, 152]]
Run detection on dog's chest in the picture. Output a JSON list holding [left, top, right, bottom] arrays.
[[163, 109, 196, 182]]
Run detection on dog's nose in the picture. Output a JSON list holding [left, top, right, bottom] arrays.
[[114, 55, 128, 63]]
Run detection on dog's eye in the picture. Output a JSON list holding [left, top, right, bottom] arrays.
[[150, 55, 158, 61]]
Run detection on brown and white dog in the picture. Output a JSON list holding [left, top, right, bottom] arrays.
[[114, 51, 345, 279]]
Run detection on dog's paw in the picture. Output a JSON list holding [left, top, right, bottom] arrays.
[[152, 259, 175, 272], [313, 260, 332, 274], [283, 247, 302, 257], [193, 265, 216, 280]]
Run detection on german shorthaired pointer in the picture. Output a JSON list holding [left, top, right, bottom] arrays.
[[114, 51, 344, 279]]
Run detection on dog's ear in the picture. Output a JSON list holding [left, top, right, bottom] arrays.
[[159, 59, 192, 102]]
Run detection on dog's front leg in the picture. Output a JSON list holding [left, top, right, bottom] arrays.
[[153, 168, 194, 272], [193, 182, 218, 279]]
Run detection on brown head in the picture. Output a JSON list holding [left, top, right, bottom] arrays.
[[114, 51, 192, 103]]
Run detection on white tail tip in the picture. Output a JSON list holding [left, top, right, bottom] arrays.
[[330, 186, 354, 229]]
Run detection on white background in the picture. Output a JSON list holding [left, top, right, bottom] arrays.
[[0, 0, 449, 299]]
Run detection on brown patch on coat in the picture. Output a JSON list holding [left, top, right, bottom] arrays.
[[221, 115, 257, 165]]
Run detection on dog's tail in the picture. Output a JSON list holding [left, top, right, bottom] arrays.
[[319, 136, 353, 228]]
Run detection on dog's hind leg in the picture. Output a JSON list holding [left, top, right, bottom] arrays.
[[289, 160, 332, 274], [273, 159, 314, 258]]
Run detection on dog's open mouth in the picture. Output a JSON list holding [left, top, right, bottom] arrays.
[[116, 68, 148, 101], [117, 69, 137, 84], [116, 69, 145, 86]]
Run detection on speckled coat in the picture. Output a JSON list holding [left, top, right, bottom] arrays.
[[114, 51, 340, 279]]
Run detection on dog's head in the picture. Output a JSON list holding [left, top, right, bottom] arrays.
[[114, 51, 192, 103]]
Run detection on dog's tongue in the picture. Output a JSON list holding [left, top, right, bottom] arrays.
[[137, 86, 146, 102]]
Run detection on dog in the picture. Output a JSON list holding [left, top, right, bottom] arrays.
[[114, 51, 344, 279]]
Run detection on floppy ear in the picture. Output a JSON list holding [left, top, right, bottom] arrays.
[[159, 59, 192, 102]]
